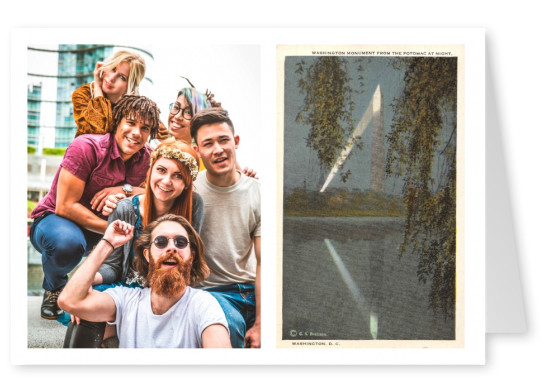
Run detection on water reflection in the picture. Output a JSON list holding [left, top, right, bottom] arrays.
[[282, 216, 454, 340]]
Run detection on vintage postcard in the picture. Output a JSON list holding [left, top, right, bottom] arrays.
[[276, 41, 481, 355]]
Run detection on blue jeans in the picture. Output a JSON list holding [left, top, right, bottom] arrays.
[[29, 213, 103, 292], [206, 284, 256, 348]]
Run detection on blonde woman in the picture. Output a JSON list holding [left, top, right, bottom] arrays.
[[72, 50, 146, 138]]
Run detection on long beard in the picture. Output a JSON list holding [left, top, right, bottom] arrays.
[[147, 252, 192, 297]]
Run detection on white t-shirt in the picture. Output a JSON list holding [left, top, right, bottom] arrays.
[[105, 286, 228, 348], [193, 171, 261, 288]]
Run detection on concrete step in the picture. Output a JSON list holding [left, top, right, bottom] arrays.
[[27, 296, 66, 349]]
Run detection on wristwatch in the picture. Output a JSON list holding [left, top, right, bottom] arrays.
[[122, 184, 133, 196]]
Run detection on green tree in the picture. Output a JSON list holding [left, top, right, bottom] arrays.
[[386, 57, 457, 319], [295, 57, 356, 171]]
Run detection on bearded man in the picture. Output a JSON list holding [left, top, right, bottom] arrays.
[[58, 214, 230, 348]]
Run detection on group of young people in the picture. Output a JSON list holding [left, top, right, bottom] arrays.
[[29, 50, 261, 349]]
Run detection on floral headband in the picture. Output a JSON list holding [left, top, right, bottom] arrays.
[[150, 146, 199, 181]]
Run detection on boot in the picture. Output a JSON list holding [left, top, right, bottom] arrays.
[[41, 289, 64, 319], [63, 320, 106, 348]]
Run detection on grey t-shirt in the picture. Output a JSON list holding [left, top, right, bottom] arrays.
[[193, 171, 261, 288], [105, 286, 228, 348]]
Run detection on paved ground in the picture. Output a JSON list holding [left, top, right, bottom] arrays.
[[27, 296, 67, 348]]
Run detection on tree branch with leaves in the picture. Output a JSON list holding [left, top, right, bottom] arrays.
[[386, 57, 458, 319]]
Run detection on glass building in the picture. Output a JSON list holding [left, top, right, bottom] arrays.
[[27, 83, 42, 147]]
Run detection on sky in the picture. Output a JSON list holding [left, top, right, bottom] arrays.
[[283, 56, 407, 195]]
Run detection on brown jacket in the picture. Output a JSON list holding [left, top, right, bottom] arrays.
[[72, 83, 112, 138]]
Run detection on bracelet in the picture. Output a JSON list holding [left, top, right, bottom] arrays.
[[101, 237, 115, 251]]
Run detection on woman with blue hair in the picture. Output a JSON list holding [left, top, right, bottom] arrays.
[[150, 81, 220, 151], [150, 81, 256, 177]]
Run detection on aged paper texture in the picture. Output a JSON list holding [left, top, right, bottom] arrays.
[[277, 44, 465, 349]]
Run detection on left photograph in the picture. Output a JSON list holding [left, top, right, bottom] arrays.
[[25, 41, 261, 349]]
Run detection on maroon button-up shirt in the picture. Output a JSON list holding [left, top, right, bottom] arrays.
[[31, 133, 151, 220]]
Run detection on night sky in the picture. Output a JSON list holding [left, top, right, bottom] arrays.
[[283, 56, 408, 196]]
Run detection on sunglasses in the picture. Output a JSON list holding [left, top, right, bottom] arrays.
[[153, 235, 189, 249]]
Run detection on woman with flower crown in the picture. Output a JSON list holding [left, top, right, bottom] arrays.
[[98, 82, 256, 223], [96, 138, 202, 287], [62, 138, 203, 348]]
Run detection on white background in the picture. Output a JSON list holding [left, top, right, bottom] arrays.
[[2, 0, 548, 389]]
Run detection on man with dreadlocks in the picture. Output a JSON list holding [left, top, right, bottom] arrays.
[[30, 95, 160, 320]]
